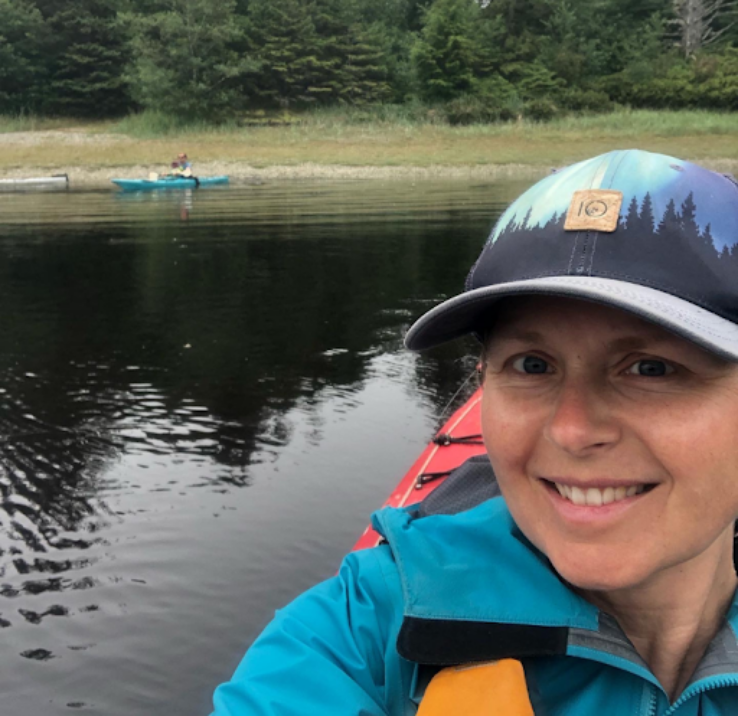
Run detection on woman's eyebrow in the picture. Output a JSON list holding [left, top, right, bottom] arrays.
[[604, 336, 653, 352], [603, 334, 697, 353], [490, 329, 545, 344]]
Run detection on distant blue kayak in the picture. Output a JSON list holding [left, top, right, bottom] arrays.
[[111, 176, 229, 192]]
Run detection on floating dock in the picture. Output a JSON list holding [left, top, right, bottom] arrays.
[[0, 174, 70, 191]]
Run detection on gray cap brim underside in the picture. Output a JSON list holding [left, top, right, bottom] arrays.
[[404, 276, 738, 361]]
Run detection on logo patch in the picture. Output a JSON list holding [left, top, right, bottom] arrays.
[[564, 190, 623, 232]]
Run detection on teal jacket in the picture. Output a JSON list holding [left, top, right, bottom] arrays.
[[211, 497, 738, 714]]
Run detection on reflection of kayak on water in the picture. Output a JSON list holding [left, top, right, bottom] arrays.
[[111, 175, 229, 192], [353, 384, 490, 552]]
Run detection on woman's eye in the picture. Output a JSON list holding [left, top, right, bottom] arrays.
[[626, 359, 674, 377], [512, 355, 550, 374]]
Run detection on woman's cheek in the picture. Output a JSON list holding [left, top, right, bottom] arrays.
[[482, 399, 535, 475]]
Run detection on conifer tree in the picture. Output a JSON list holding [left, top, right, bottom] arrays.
[[311, 0, 390, 104], [412, 0, 482, 101], [125, 0, 248, 119], [246, 0, 390, 106], [245, 0, 320, 106], [407, 0, 436, 31], [341, 27, 392, 103], [354, 0, 417, 100], [0, 0, 48, 113], [21, 0, 131, 117], [358, 0, 414, 28], [39, 0, 131, 117], [310, 0, 357, 103]]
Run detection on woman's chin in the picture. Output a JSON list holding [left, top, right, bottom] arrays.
[[546, 548, 652, 594]]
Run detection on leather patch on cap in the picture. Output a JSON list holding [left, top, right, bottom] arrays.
[[564, 190, 623, 233]]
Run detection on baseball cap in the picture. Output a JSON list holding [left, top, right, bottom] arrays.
[[405, 149, 738, 360]]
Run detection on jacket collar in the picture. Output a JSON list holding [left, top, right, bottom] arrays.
[[372, 497, 598, 629], [372, 497, 738, 681], [372, 497, 597, 665]]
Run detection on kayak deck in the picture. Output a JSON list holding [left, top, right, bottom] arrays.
[[352, 387, 485, 551]]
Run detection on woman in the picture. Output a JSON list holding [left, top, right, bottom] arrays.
[[211, 149, 738, 714]]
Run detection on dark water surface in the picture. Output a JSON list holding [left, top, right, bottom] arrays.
[[0, 179, 532, 715]]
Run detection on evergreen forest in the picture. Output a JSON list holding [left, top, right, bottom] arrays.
[[1, 0, 737, 124]]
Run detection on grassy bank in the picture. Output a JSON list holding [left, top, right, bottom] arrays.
[[1, 109, 737, 178]]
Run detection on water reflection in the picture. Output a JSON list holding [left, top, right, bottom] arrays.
[[114, 186, 201, 223], [0, 179, 534, 715]]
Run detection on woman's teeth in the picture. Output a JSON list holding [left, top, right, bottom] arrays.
[[553, 483, 645, 506]]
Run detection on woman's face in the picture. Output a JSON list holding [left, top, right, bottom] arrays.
[[481, 296, 738, 593]]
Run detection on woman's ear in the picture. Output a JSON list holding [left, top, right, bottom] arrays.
[[476, 360, 485, 386]]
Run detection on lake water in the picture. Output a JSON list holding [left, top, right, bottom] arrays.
[[0, 178, 533, 715]]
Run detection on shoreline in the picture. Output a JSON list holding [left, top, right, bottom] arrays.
[[0, 162, 554, 188], [2, 127, 738, 188], [3, 158, 738, 189]]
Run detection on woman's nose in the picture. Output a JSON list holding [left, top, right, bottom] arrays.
[[544, 380, 621, 456]]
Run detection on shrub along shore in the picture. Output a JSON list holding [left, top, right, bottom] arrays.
[[1, 109, 738, 185]]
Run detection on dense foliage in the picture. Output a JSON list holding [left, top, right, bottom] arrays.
[[123, 0, 249, 120], [0, 0, 736, 120]]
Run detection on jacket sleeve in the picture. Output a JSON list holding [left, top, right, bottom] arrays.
[[210, 545, 408, 716]]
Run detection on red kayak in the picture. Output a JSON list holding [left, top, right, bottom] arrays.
[[353, 387, 487, 551]]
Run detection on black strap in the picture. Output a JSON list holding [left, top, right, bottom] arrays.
[[398, 616, 568, 665]]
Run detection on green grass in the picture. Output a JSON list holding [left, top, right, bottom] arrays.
[[107, 105, 436, 138], [110, 111, 242, 139], [544, 109, 738, 136], [93, 106, 738, 143], [0, 114, 77, 133], [290, 102, 440, 128], [7, 106, 738, 139]]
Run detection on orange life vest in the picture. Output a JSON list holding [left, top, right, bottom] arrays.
[[417, 659, 534, 715]]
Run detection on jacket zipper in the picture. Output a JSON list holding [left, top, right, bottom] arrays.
[[645, 683, 658, 716], [665, 675, 738, 714]]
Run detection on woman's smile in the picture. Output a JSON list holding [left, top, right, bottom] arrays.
[[541, 476, 657, 524], [548, 480, 649, 504]]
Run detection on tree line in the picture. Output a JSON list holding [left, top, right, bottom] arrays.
[[1, 0, 737, 122]]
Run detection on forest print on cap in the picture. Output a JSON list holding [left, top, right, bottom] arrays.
[[468, 150, 738, 322]]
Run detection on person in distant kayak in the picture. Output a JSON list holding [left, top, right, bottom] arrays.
[[211, 150, 738, 715], [169, 153, 192, 177]]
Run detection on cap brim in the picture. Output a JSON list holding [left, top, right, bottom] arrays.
[[404, 276, 738, 361]]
